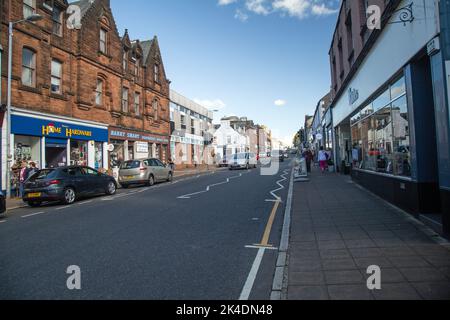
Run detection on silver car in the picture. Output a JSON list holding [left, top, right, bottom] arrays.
[[228, 153, 257, 170], [118, 159, 173, 188]]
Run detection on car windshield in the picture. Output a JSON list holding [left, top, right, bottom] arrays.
[[120, 161, 141, 169], [28, 169, 59, 181], [233, 154, 246, 160]]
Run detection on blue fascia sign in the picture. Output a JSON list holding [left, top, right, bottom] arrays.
[[11, 115, 109, 142]]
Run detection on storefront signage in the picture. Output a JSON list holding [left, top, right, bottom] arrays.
[[135, 142, 149, 153], [12, 114, 108, 142], [109, 127, 169, 144], [348, 88, 359, 105]]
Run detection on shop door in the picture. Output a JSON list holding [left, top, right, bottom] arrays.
[[46, 138, 68, 168]]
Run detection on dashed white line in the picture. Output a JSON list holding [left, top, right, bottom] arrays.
[[0, 220, 6, 224], [21, 212, 45, 218]]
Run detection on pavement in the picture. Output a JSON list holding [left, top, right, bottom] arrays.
[[0, 162, 291, 300], [285, 167, 450, 300]]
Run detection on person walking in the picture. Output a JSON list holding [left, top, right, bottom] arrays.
[[27, 162, 39, 179], [19, 161, 30, 198], [318, 147, 329, 173], [302, 148, 313, 173]]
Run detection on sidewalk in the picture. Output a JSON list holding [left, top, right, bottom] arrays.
[[286, 168, 450, 300]]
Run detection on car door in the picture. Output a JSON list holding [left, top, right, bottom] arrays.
[[82, 167, 103, 194], [67, 167, 88, 196], [154, 159, 168, 181]]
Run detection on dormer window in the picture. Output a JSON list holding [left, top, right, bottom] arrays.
[[123, 49, 128, 71], [154, 64, 159, 83], [100, 28, 108, 54]]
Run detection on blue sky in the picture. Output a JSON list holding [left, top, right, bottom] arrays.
[[110, 0, 339, 145]]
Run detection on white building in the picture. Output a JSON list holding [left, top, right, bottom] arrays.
[[213, 120, 249, 164]]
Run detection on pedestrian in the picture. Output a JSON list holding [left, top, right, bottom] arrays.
[[27, 162, 39, 179], [318, 147, 328, 173], [19, 161, 30, 198], [302, 148, 313, 173], [168, 158, 175, 171]]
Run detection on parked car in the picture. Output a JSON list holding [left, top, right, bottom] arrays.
[[119, 158, 173, 188], [271, 150, 285, 162], [229, 153, 257, 170], [0, 191, 6, 215], [22, 166, 117, 207]]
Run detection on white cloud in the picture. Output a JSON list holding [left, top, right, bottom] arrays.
[[272, 0, 310, 18], [217, 0, 338, 20], [194, 98, 227, 110], [274, 99, 287, 107], [235, 9, 249, 22], [246, 0, 270, 15], [218, 0, 237, 5], [311, 3, 338, 16]]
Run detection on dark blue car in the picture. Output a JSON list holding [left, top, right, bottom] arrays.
[[23, 166, 117, 207]]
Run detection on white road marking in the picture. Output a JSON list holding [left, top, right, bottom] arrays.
[[177, 172, 248, 199], [0, 220, 6, 224], [77, 200, 93, 205], [55, 206, 70, 211], [239, 248, 266, 300], [267, 169, 289, 201], [21, 212, 45, 218], [245, 245, 278, 250]]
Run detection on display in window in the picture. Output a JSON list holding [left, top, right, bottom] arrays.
[[70, 140, 88, 166]]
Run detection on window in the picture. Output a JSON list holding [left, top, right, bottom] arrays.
[[154, 64, 159, 83], [191, 118, 195, 135], [22, 48, 36, 87], [153, 100, 159, 120], [52, 6, 63, 36], [181, 114, 186, 129], [123, 49, 128, 71], [23, 0, 35, 19], [392, 95, 411, 176], [100, 29, 108, 54], [51, 59, 62, 94], [134, 92, 140, 116], [95, 79, 103, 105], [122, 88, 129, 112], [135, 59, 140, 78]]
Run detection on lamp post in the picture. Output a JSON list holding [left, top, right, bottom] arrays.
[[5, 14, 43, 198]]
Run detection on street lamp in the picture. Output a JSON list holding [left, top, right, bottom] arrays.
[[5, 14, 43, 198]]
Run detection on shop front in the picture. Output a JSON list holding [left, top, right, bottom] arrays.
[[4, 108, 109, 196], [331, 0, 449, 235], [108, 127, 170, 179]]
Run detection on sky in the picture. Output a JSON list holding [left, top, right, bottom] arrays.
[[110, 0, 340, 145]]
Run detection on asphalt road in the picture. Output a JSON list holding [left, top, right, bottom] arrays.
[[0, 161, 292, 300]]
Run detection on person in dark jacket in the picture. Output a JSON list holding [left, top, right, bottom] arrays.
[[302, 148, 313, 173]]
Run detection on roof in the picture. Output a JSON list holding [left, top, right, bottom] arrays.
[[140, 40, 154, 61]]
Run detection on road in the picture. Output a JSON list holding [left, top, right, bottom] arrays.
[[0, 161, 292, 300]]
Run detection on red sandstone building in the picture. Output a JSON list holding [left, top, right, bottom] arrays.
[[0, 0, 171, 192]]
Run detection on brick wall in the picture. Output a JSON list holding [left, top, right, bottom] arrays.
[[0, 0, 170, 140]]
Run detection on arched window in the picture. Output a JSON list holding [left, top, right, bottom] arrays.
[[100, 28, 108, 54], [22, 48, 36, 87], [152, 99, 159, 120], [95, 79, 104, 105]]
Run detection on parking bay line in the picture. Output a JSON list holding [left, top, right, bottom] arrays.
[[21, 212, 45, 218]]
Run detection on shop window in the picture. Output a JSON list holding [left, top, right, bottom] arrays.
[[95, 142, 103, 170], [51, 59, 62, 94], [392, 95, 411, 177], [23, 0, 35, 19], [110, 140, 125, 168], [373, 88, 390, 112], [52, 6, 63, 36], [391, 76, 406, 101], [22, 48, 36, 87], [70, 141, 88, 166]]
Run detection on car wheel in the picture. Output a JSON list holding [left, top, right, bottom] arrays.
[[28, 201, 42, 208], [106, 181, 116, 195], [62, 187, 76, 205], [167, 172, 173, 182], [147, 175, 155, 186], [246, 164, 249, 170]]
